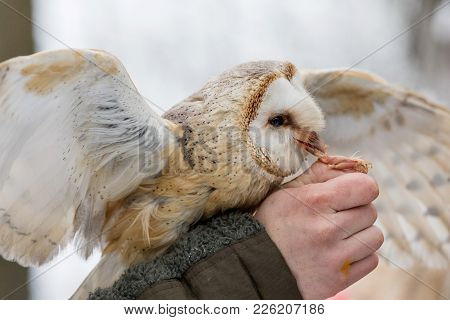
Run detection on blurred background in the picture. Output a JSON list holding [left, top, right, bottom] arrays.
[[0, 0, 449, 299]]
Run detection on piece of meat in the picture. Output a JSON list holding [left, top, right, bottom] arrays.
[[318, 154, 372, 174]]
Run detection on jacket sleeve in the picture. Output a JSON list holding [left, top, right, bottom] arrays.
[[89, 211, 302, 300]]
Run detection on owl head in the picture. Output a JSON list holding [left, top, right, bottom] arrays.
[[165, 61, 325, 179], [213, 61, 325, 177], [243, 61, 325, 177]]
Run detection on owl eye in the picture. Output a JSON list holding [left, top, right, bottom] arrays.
[[268, 115, 285, 127]]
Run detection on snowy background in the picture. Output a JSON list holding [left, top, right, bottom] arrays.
[[21, 0, 450, 298]]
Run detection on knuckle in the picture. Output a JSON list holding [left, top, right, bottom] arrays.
[[372, 226, 385, 249], [305, 188, 329, 207], [368, 254, 380, 270], [364, 175, 380, 199], [314, 221, 338, 242], [352, 173, 379, 199], [367, 204, 378, 223]]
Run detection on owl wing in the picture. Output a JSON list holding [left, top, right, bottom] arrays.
[[0, 49, 179, 266], [301, 69, 449, 269]]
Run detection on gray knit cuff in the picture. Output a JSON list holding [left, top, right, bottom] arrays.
[[89, 211, 263, 299]]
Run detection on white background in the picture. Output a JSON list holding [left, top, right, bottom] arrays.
[[3, 300, 450, 319]]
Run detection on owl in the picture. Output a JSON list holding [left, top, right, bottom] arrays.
[[0, 49, 448, 299]]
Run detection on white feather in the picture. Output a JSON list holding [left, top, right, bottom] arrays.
[[0, 49, 177, 266]]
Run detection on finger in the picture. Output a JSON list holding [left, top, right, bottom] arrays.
[[315, 173, 379, 211], [335, 204, 378, 239], [340, 225, 384, 262], [283, 161, 347, 189], [343, 254, 379, 287]]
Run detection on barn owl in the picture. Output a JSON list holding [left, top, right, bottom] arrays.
[[0, 49, 448, 299]]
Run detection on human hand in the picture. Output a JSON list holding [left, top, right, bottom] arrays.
[[255, 161, 383, 299]]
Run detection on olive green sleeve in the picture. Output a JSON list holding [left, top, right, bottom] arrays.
[[89, 211, 302, 300]]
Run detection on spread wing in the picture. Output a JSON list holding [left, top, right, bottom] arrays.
[[0, 49, 178, 266], [302, 69, 449, 269]]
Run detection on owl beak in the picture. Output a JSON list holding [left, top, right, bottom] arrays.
[[295, 131, 327, 157]]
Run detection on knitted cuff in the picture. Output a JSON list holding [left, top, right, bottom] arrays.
[[89, 211, 263, 299]]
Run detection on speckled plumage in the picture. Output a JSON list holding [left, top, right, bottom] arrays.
[[101, 61, 297, 264]]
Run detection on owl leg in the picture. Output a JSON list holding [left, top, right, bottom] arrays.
[[319, 155, 372, 174]]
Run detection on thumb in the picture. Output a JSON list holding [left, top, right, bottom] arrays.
[[282, 161, 347, 188]]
